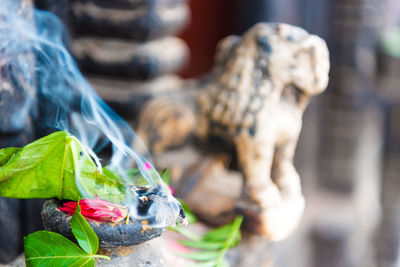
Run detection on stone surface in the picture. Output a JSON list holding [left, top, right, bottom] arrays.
[[70, 0, 189, 41], [89, 75, 184, 120], [153, 145, 204, 183], [176, 156, 242, 225], [313, 1, 382, 265], [34, 0, 70, 25], [0, 198, 22, 264], [0, 123, 35, 148], [311, 222, 351, 267], [72, 36, 189, 79], [42, 200, 165, 248], [0, 240, 168, 267], [133, 78, 200, 152], [136, 96, 196, 154], [227, 234, 273, 267], [376, 50, 400, 267], [0, 1, 39, 263], [0, 0, 37, 135], [0, 81, 36, 134], [77, 0, 187, 10], [318, 0, 381, 193], [95, 238, 166, 267], [0, 254, 25, 267]]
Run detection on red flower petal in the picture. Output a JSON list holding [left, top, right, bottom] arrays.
[[58, 199, 128, 223]]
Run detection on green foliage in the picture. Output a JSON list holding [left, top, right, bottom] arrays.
[[24, 203, 109, 267], [0, 131, 126, 203], [170, 224, 201, 241], [171, 215, 243, 267], [126, 167, 152, 187], [178, 240, 223, 250], [70, 204, 99, 254], [168, 197, 200, 240], [24, 231, 96, 267], [160, 169, 171, 185]]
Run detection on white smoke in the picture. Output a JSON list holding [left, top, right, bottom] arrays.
[[0, 0, 181, 227]]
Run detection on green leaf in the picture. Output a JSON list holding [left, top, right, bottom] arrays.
[[70, 203, 99, 254], [0, 131, 79, 200], [168, 226, 201, 241], [214, 216, 243, 266], [203, 225, 233, 242], [102, 166, 124, 185], [0, 131, 126, 203], [188, 261, 219, 267], [174, 215, 244, 267], [0, 147, 20, 165], [127, 168, 149, 186], [24, 206, 110, 267], [68, 257, 95, 267], [78, 161, 126, 203], [174, 251, 220, 261], [178, 240, 223, 250], [160, 169, 171, 184], [24, 231, 95, 267], [217, 258, 230, 267], [189, 258, 229, 267], [126, 168, 140, 180]]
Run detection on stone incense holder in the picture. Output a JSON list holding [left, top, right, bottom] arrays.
[[41, 199, 165, 248], [41, 199, 167, 266]]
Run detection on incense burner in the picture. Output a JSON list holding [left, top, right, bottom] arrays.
[[41, 199, 167, 266], [42, 200, 165, 248]]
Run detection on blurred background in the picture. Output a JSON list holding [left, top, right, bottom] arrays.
[[1, 0, 400, 266]]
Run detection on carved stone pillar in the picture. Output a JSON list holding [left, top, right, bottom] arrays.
[[313, 0, 382, 266], [376, 25, 400, 267], [0, 0, 39, 263], [67, 0, 190, 124]]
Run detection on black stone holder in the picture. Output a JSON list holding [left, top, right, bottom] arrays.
[[41, 199, 165, 249]]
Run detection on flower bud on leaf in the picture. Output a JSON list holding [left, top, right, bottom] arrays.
[[58, 198, 128, 223]]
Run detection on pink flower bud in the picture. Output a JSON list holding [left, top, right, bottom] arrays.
[[144, 162, 151, 170], [58, 198, 128, 223], [168, 185, 175, 195]]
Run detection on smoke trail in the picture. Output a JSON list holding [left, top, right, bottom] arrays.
[[0, 0, 181, 227]]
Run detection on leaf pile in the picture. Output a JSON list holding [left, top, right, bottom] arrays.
[[171, 215, 243, 267], [24, 203, 109, 267], [0, 131, 126, 203]]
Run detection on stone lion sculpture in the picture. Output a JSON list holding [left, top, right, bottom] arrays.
[[137, 23, 330, 241]]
